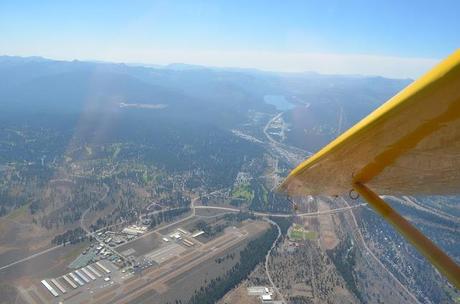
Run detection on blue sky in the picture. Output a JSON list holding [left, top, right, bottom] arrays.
[[1, 0, 459, 77]]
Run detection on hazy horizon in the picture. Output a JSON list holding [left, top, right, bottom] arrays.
[[0, 2, 458, 303], [0, 52, 435, 80], [2, 1, 459, 79]]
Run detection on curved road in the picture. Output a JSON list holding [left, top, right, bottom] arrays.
[[263, 218, 287, 304], [0, 202, 365, 272]]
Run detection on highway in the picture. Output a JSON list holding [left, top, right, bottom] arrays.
[[0, 108, 367, 282], [194, 203, 366, 218], [0, 201, 365, 272], [340, 197, 421, 304]]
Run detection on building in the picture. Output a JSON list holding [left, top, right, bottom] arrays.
[[169, 232, 181, 240], [247, 286, 269, 296], [191, 230, 205, 238], [177, 228, 189, 235], [122, 225, 147, 236], [261, 294, 272, 302], [247, 286, 276, 303]]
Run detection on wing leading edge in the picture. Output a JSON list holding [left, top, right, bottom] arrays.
[[279, 49, 460, 197], [279, 49, 460, 288]]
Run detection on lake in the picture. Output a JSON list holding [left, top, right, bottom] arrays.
[[264, 95, 294, 111]]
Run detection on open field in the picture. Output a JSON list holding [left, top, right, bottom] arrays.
[[289, 224, 317, 241], [317, 199, 339, 249], [12, 219, 269, 304], [0, 242, 89, 285], [17, 260, 123, 304], [289, 229, 317, 241], [120, 221, 269, 304], [218, 284, 260, 304], [116, 233, 162, 258], [157, 217, 200, 235], [195, 208, 230, 217], [0, 215, 75, 267]]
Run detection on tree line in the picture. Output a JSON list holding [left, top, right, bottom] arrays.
[[51, 227, 87, 245], [148, 207, 190, 229], [188, 226, 277, 304]]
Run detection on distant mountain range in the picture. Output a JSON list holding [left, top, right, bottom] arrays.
[[0, 55, 412, 152]]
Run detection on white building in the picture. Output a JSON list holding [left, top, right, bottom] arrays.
[[247, 286, 269, 296], [122, 226, 146, 235], [261, 294, 272, 302]]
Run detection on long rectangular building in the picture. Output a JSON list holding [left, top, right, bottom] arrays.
[[81, 267, 96, 280], [62, 275, 78, 289], [75, 270, 90, 283], [177, 228, 189, 235], [51, 278, 66, 294], [183, 239, 194, 247], [192, 231, 205, 238], [96, 261, 111, 274], [41, 280, 59, 297], [184, 239, 194, 245], [69, 272, 84, 286], [87, 265, 102, 277]]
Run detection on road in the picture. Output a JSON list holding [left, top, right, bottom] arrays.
[[80, 182, 110, 235], [78, 183, 130, 263], [112, 197, 200, 250], [114, 210, 196, 250], [194, 203, 366, 218], [81, 211, 129, 264], [388, 195, 458, 223], [0, 217, 131, 273], [263, 112, 284, 145], [0, 200, 365, 272], [0, 196, 389, 304], [0, 243, 64, 272], [1, 184, 115, 272], [340, 198, 421, 304], [80, 206, 92, 234], [262, 112, 311, 164], [263, 218, 286, 304]]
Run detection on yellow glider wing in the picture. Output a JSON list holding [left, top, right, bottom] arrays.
[[279, 49, 460, 197], [279, 49, 460, 288]]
